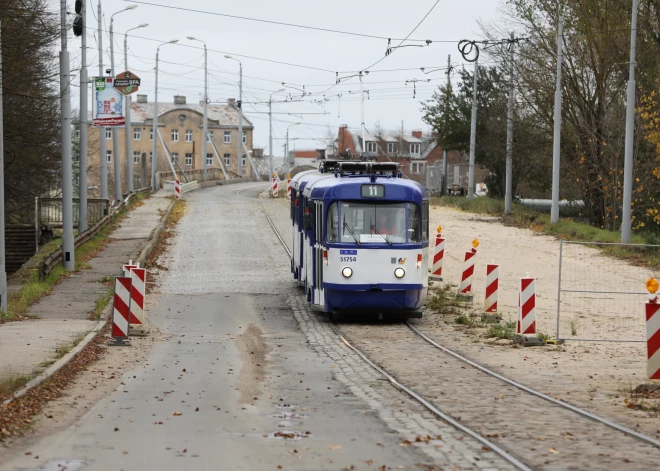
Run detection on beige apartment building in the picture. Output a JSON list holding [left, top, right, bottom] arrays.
[[86, 95, 254, 197]]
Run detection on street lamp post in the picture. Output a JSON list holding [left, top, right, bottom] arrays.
[[151, 40, 179, 191], [97, 1, 107, 200], [285, 122, 302, 175], [269, 88, 285, 179], [110, 4, 137, 203], [225, 55, 243, 177], [124, 23, 148, 193], [188, 37, 208, 181]]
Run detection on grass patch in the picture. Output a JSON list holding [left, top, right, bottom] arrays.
[[53, 334, 86, 360], [487, 321, 517, 340], [425, 283, 469, 318], [90, 284, 114, 321], [431, 196, 659, 267], [0, 191, 150, 323], [0, 374, 34, 397]]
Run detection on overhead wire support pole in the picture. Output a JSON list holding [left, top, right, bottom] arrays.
[[504, 33, 515, 215], [550, 16, 564, 224], [79, 0, 88, 232], [467, 57, 478, 201], [188, 37, 208, 182], [268, 88, 285, 180], [360, 71, 366, 157], [97, 0, 107, 200], [0, 20, 7, 312], [60, 0, 75, 271], [621, 0, 639, 243], [442, 55, 450, 195], [110, 13, 121, 203]]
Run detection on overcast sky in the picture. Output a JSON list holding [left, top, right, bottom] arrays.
[[68, 0, 501, 155]]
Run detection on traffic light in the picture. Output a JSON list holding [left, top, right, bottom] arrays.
[[73, 0, 83, 37]]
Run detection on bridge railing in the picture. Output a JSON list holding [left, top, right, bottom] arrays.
[[36, 197, 110, 229]]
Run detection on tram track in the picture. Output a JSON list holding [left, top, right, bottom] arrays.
[[259, 201, 660, 470]]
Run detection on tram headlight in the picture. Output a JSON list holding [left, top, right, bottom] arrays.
[[342, 267, 353, 278], [394, 267, 405, 279]]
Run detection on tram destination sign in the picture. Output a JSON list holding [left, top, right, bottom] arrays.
[[361, 184, 385, 198], [114, 70, 141, 95]]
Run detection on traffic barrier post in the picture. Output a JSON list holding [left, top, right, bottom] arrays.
[[429, 225, 445, 282]]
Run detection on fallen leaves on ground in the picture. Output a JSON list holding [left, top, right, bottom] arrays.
[[328, 445, 341, 450]]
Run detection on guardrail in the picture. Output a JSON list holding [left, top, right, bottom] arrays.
[[158, 167, 236, 185], [38, 189, 150, 279], [36, 197, 110, 229]]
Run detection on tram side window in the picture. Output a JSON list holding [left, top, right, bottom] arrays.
[[422, 201, 429, 242], [326, 203, 339, 242], [291, 190, 296, 221], [408, 203, 421, 243]]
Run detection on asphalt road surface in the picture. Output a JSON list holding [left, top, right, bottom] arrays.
[[2, 183, 433, 471]]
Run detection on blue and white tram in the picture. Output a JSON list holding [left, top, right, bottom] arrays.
[[290, 161, 430, 317]]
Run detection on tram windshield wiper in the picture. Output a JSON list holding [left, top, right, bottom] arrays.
[[370, 225, 393, 246], [342, 218, 360, 245]]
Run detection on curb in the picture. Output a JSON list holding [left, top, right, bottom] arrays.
[[3, 198, 177, 406]]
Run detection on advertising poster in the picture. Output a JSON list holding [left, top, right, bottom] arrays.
[[92, 77, 125, 127]]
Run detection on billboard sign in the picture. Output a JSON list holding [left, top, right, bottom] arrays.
[[92, 77, 125, 127], [114, 70, 141, 95]]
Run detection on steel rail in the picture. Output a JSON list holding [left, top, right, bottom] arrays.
[[405, 321, 660, 449], [258, 202, 531, 471]]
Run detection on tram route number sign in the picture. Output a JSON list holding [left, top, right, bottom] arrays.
[[114, 70, 141, 95], [361, 184, 385, 198]]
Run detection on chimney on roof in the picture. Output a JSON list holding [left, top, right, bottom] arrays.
[[137, 94, 147, 104], [228, 98, 236, 106], [174, 95, 186, 105], [412, 130, 423, 138]]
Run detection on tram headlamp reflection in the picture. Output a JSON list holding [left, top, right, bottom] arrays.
[[342, 267, 353, 278], [394, 267, 405, 279]]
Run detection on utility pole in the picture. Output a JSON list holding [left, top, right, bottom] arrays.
[[551, 16, 564, 224], [504, 33, 515, 214], [97, 0, 107, 200], [467, 57, 478, 201], [442, 55, 450, 195], [0, 21, 7, 312], [152, 40, 179, 191], [109, 15, 121, 203], [123, 23, 147, 194], [621, 0, 639, 243], [360, 71, 366, 157], [188, 37, 208, 181], [60, 0, 75, 271], [79, 0, 88, 232], [225, 56, 243, 177], [268, 88, 284, 179]]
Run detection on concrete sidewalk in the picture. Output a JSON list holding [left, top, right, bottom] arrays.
[[0, 191, 172, 379]]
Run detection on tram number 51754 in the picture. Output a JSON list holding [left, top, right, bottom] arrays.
[[340, 256, 357, 262]]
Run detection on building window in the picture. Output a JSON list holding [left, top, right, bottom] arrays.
[[242, 156, 246, 167], [149, 152, 153, 162], [150, 129, 154, 141], [223, 153, 231, 166], [73, 129, 80, 140], [224, 131, 231, 144], [172, 152, 178, 162], [185, 153, 193, 166], [185, 130, 193, 142], [410, 143, 420, 154], [106, 150, 112, 163], [242, 132, 246, 144], [105, 128, 112, 140], [411, 162, 425, 174], [207, 130, 214, 142], [133, 151, 140, 164], [134, 128, 141, 141], [366, 141, 377, 153], [206, 154, 213, 166], [171, 129, 179, 142], [387, 142, 397, 153]]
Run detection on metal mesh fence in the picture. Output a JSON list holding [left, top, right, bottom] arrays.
[[557, 241, 660, 342]]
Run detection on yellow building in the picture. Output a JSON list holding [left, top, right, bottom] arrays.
[[87, 95, 254, 197]]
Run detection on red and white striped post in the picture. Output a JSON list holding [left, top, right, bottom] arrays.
[[484, 263, 499, 313], [174, 177, 181, 200], [271, 173, 279, 198], [430, 225, 445, 282], [128, 268, 146, 326], [287, 173, 292, 199], [645, 278, 660, 380], [458, 239, 479, 298], [110, 276, 132, 346], [517, 274, 537, 335]]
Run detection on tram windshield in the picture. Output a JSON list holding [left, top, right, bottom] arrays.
[[327, 202, 421, 244]]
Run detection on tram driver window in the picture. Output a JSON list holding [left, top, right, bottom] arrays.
[[408, 203, 421, 243], [326, 203, 339, 242]]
